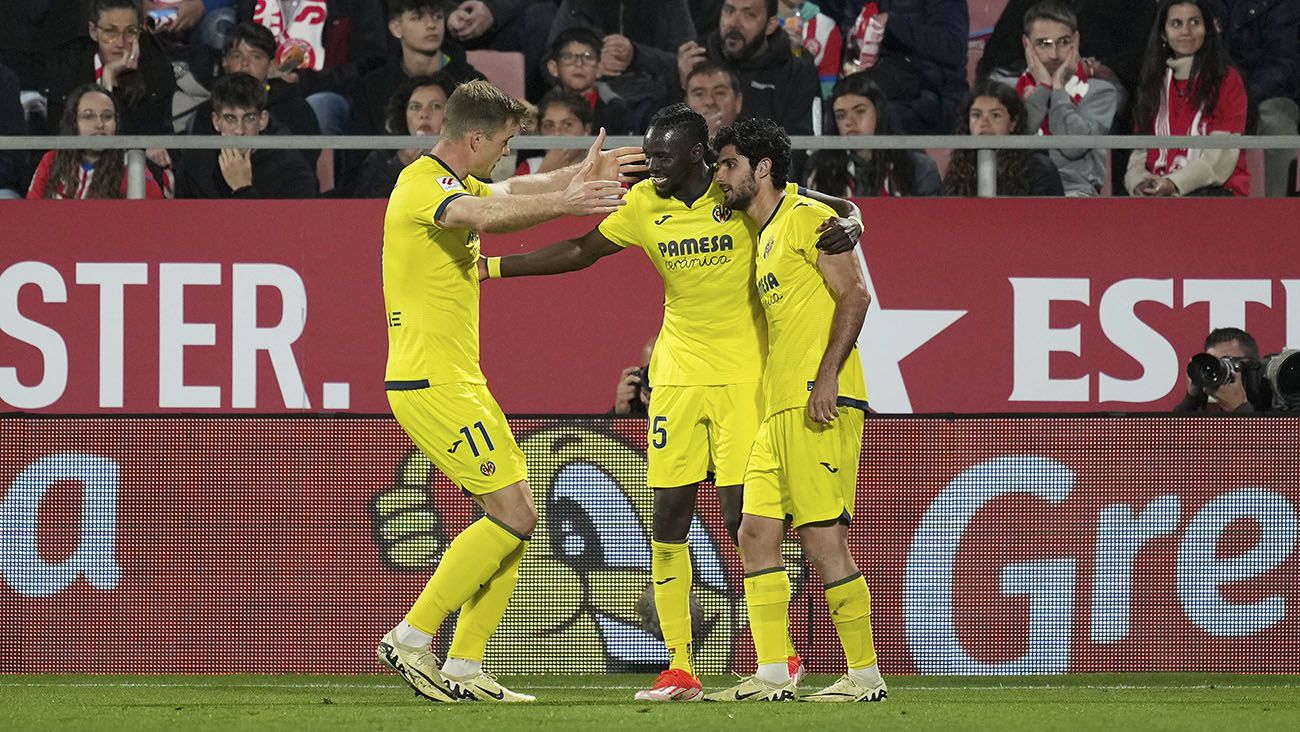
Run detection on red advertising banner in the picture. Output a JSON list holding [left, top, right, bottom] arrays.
[[2, 416, 1297, 675], [2, 200, 1298, 414]]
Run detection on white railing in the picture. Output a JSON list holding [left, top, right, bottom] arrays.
[[4, 134, 1298, 198]]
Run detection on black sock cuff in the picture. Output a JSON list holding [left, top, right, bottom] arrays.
[[744, 566, 787, 579], [824, 571, 863, 590]]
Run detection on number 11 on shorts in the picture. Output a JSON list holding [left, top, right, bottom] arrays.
[[459, 421, 495, 457], [651, 416, 668, 449]]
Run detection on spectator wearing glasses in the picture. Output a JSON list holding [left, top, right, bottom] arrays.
[[1125, 0, 1249, 198], [188, 22, 320, 166], [548, 0, 696, 83], [943, 79, 1065, 196], [234, 0, 388, 137], [177, 73, 318, 198], [28, 83, 170, 199], [43, 0, 178, 136], [1016, 1, 1118, 197], [544, 27, 635, 135]]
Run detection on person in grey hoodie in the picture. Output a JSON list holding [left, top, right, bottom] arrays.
[[1016, 1, 1118, 196]]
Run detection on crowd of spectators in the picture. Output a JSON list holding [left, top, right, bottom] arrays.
[[1, 0, 1297, 199]]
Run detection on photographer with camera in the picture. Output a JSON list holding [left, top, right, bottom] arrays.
[[1176, 327, 1262, 413], [612, 337, 655, 416]]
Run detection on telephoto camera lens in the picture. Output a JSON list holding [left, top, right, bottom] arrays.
[[1187, 353, 1232, 390], [1264, 349, 1300, 407]]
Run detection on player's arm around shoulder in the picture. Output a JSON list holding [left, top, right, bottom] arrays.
[[796, 187, 863, 255], [439, 160, 628, 234]]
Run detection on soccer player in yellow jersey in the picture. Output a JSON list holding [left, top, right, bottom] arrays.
[[377, 79, 643, 704], [480, 104, 862, 701], [705, 118, 886, 703]]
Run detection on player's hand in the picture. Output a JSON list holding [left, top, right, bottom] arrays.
[[807, 373, 839, 424], [606, 147, 648, 185], [613, 366, 642, 415], [369, 450, 448, 571], [476, 255, 489, 282], [561, 160, 627, 216], [814, 216, 861, 254]]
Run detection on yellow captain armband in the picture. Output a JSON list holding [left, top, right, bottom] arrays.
[[486, 256, 503, 279]]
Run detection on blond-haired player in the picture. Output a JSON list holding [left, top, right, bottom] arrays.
[[377, 79, 644, 703]]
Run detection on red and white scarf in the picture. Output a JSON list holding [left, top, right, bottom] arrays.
[[253, 0, 328, 71], [1150, 67, 1205, 176], [1016, 61, 1090, 135], [845, 2, 883, 72]]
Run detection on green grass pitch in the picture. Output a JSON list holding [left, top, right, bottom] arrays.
[[4, 674, 1298, 732]]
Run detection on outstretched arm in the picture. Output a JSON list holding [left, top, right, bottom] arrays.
[[483, 227, 626, 279], [491, 128, 647, 195], [442, 161, 626, 234], [807, 250, 872, 424]]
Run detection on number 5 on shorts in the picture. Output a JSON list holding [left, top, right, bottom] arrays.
[[651, 416, 668, 449]]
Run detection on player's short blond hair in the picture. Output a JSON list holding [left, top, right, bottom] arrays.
[[440, 80, 529, 139]]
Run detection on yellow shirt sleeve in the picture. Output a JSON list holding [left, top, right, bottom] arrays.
[[597, 182, 644, 249], [421, 171, 491, 230], [789, 200, 833, 265]]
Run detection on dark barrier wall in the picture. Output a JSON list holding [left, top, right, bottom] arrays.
[[3, 416, 1297, 674], [2, 200, 1298, 414]]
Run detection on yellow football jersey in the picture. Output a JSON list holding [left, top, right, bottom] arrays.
[[598, 179, 766, 386], [383, 154, 492, 387], [754, 192, 868, 417]]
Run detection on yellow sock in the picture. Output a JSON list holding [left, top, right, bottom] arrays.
[[737, 543, 797, 661], [652, 540, 694, 675], [448, 539, 527, 663], [825, 573, 877, 670], [405, 517, 526, 635], [744, 568, 790, 666]]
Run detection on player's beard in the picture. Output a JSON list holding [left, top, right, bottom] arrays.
[[722, 174, 756, 210]]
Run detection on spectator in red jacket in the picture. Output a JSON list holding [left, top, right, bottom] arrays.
[[1126, 0, 1250, 197], [28, 82, 169, 199]]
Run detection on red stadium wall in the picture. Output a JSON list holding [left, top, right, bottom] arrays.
[[2, 416, 1297, 675], [2, 200, 1298, 415]]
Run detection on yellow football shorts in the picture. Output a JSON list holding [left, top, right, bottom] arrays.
[[388, 382, 528, 495], [646, 382, 763, 488], [743, 405, 865, 527]]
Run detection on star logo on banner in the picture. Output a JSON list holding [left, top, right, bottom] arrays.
[[854, 250, 966, 413]]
